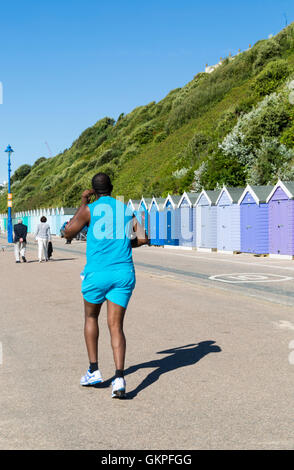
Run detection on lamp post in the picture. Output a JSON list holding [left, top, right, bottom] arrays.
[[5, 145, 13, 243]]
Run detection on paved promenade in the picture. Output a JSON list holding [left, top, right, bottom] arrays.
[[1, 235, 294, 449]]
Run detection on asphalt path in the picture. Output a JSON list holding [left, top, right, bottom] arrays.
[[1, 235, 294, 449]]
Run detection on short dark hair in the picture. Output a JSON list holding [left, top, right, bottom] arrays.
[[92, 172, 113, 195], [40, 216, 47, 223]]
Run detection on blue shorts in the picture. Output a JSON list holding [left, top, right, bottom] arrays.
[[81, 268, 136, 308]]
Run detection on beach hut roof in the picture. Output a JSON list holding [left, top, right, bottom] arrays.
[[139, 197, 152, 210], [149, 196, 165, 212], [163, 194, 182, 209], [216, 186, 245, 205], [60, 207, 77, 215], [195, 189, 221, 206], [128, 199, 140, 211], [178, 191, 200, 207], [238, 185, 273, 205], [266, 180, 294, 202]]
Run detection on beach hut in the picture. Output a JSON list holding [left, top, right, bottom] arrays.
[[127, 199, 140, 216], [138, 197, 152, 234], [32, 209, 39, 234], [177, 192, 199, 248], [238, 185, 273, 255], [0, 214, 6, 232], [162, 194, 181, 247], [55, 208, 61, 235], [149, 197, 166, 246], [195, 189, 220, 251], [26, 211, 32, 233], [216, 187, 244, 253], [50, 208, 57, 235], [266, 180, 294, 258], [45, 208, 53, 232]]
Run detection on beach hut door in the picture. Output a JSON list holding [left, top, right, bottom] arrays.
[[271, 200, 288, 254], [243, 204, 255, 252], [219, 205, 230, 250]]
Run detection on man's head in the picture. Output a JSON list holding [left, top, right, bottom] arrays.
[[40, 216, 47, 223], [18, 219, 22, 224], [92, 172, 113, 196]]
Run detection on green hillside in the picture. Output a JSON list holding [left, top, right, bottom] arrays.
[[2, 23, 294, 212]]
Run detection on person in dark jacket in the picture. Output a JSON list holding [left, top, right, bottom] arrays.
[[14, 219, 28, 263]]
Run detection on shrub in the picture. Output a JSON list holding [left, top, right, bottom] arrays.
[[216, 111, 237, 137], [194, 152, 246, 190], [63, 182, 84, 206], [248, 137, 294, 185], [18, 184, 35, 198], [180, 133, 213, 167], [86, 159, 99, 171], [32, 157, 47, 168], [253, 39, 281, 70], [154, 131, 167, 143], [252, 60, 291, 96], [280, 124, 294, 148], [120, 145, 140, 163], [68, 160, 87, 178], [129, 123, 155, 145], [99, 148, 117, 165]]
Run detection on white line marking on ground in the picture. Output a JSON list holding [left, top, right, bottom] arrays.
[[209, 273, 293, 283], [273, 321, 294, 331]]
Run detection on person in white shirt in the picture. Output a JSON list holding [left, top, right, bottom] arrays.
[[35, 216, 51, 262]]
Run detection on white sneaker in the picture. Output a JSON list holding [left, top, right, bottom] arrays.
[[112, 377, 126, 398], [80, 368, 103, 386]]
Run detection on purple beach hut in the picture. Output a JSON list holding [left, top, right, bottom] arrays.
[[266, 180, 294, 258]]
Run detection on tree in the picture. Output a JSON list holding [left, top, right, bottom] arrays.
[[12, 164, 31, 183]]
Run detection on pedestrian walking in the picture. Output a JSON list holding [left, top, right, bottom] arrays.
[[13, 218, 28, 263], [65, 172, 149, 398], [35, 216, 51, 262]]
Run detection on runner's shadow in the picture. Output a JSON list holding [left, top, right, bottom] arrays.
[[97, 341, 221, 398]]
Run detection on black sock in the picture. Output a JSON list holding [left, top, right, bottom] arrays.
[[115, 369, 124, 378], [89, 362, 98, 373]]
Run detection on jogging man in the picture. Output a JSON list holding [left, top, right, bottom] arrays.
[[13, 218, 28, 263], [64, 173, 148, 398]]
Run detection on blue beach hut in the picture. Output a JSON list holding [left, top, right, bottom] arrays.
[[177, 192, 199, 248], [127, 199, 140, 217], [149, 196, 166, 246], [195, 189, 220, 251], [50, 208, 57, 235], [238, 185, 273, 255], [216, 187, 244, 253], [138, 197, 152, 234], [162, 194, 181, 247]]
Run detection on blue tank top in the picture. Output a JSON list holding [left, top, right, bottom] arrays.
[[84, 196, 134, 273]]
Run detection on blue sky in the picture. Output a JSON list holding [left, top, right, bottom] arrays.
[[0, 0, 294, 182]]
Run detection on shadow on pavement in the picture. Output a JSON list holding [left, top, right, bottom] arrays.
[[26, 258, 77, 263], [93, 341, 221, 399]]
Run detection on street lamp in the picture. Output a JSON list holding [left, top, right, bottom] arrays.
[[5, 145, 14, 243]]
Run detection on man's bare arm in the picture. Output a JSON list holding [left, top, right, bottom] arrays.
[[64, 190, 94, 239], [131, 214, 149, 248]]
